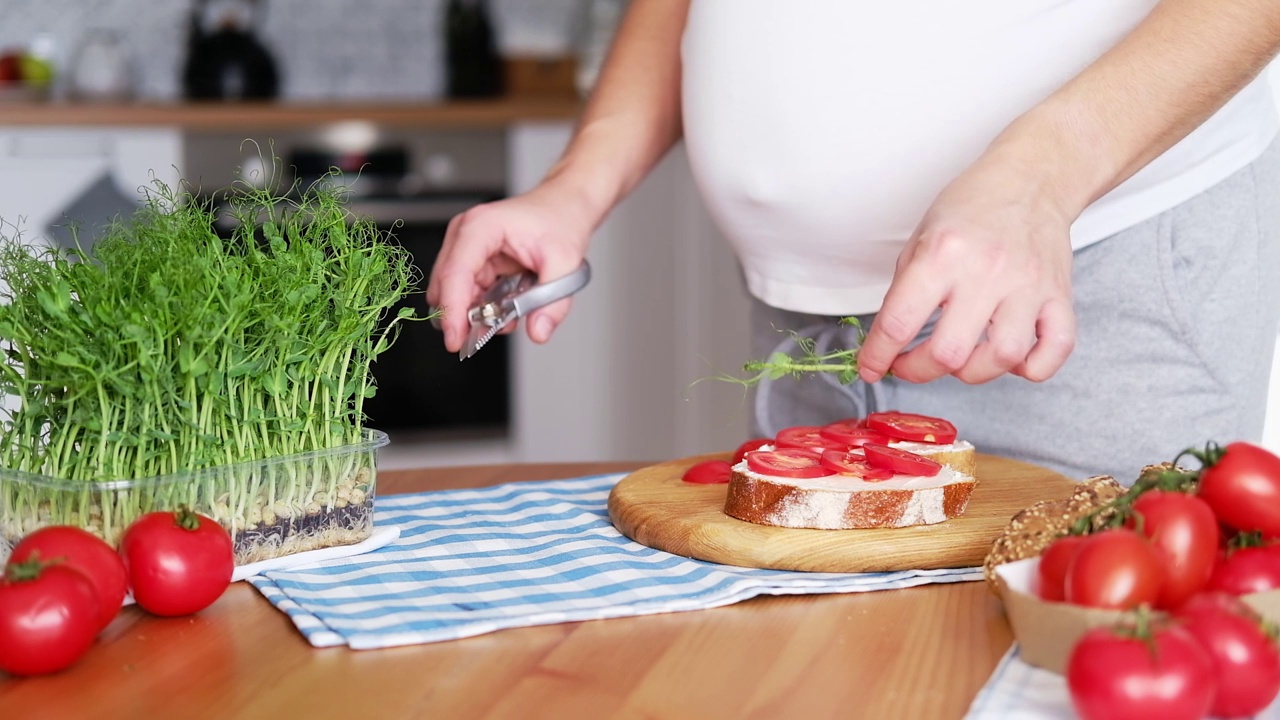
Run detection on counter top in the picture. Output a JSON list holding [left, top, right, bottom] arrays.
[[0, 460, 1011, 719], [0, 97, 583, 130]]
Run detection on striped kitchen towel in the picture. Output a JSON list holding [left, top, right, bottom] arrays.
[[248, 473, 982, 649], [965, 645, 1280, 719]]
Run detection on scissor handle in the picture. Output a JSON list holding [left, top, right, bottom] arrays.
[[510, 260, 592, 318]]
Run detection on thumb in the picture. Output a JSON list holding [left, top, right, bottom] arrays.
[[526, 247, 585, 344]]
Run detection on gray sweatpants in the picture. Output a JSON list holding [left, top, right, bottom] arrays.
[[750, 140, 1280, 483]]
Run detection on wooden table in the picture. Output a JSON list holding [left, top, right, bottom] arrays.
[[0, 462, 1014, 720]]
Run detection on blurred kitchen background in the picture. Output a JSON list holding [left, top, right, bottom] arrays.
[[0, 0, 758, 469], [3, 2, 1280, 468]]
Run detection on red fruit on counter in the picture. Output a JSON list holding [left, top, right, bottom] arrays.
[[1064, 529, 1163, 610], [0, 559, 100, 676], [1067, 619, 1215, 720], [1176, 592, 1280, 718], [1193, 442, 1280, 537], [1036, 534, 1087, 602], [681, 460, 733, 484], [11, 526, 129, 632], [120, 506, 233, 617], [1125, 490, 1218, 609]]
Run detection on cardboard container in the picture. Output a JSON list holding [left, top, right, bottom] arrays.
[[995, 556, 1280, 675]]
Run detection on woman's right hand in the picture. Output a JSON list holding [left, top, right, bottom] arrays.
[[426, 181, 598, 353]]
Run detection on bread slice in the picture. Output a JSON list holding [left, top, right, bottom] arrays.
[[724, 462, 978, 530], [890, 439, 977, 477]]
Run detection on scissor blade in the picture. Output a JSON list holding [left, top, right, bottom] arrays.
[[460, 322, 488, 360], [460, 323, 502, 360]]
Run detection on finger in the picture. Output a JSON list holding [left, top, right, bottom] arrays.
[[433, 211, 505, 352], [859, 260, 951, 383], [890, 289, 999, 383], [523, 245, 585, 344], [1014, 297, 1076, 382], [425, 213, 463, 308], [953, 296, 1040, 384]]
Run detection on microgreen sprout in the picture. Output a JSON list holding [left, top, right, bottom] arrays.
[[715, 316, 870, 389], [0, 172, 428, 561]]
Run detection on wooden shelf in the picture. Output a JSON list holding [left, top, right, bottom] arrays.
[[0, 97, 583, 130]]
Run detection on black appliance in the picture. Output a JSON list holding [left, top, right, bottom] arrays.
[[183, 0, 280, 100], [445, 0, 504, 98]]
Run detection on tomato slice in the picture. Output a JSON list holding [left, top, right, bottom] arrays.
[[732, 438, 772, 464], [863, 443, 942, 477], [682, 460, 733, 484], [745, 449, 835, 478], [775, 426, 843, 454], [818, 420, 892, 448], [866, 412, 958, 444], [819, 450, 894, 480]]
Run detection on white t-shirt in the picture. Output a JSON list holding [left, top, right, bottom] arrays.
[[681, 1, 1280, 316]]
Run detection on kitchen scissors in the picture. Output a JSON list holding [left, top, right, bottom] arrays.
[[436, 260, 592, 360]]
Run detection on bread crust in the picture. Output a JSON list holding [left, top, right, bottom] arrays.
[[724, 470, 977, 530]]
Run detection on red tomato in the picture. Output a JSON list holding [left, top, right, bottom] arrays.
[[862, 443, 942, 477], [1198, 442, 1280, 537], [1066, 622, 1215, 720], [1064, 529, 1163, 610], [817, 420, 890, 448], [774, 426, 842, 455], [818, 450, 893, 480], [1176, 592, 1280, 718], [0, 559, 100, 676], [11, 526, 128, 631], [682, 460, 733, 484], [120, 507, 234, 617], [865, 412, 957, 444], [1037, 535, 1088, 602], [1125, 491, 1219, 609], [1208, 545, 1280, 595], [731, 439, 771, 465], [745, 449, 835, 479]]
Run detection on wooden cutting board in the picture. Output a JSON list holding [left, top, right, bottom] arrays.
[[607, 452, 1077, 572]]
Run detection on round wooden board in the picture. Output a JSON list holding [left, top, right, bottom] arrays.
[[607, 452, 1077, 573]]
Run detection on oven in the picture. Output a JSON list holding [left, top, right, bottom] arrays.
[[185, 128, 511, 444]]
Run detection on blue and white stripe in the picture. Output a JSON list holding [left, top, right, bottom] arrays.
[[249, 473, 982, 649]]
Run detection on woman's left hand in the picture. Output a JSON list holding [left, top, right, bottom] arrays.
[[856, 149, 1079, 385]]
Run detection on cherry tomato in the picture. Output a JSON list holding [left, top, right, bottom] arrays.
[[731, 438, 771, 465], [818, 449, 893, 480], [774, 426, 842, 455], [1125, 490, 1218, 609], [865, 412, 957, 444], [1176, 592, 1280, 718], [682, 460, 733, 484], [1064, 529, 1163, 610], [120, 507, 234, 617], [0, 559, 100, 676], [745, 449, 835, 479], [1067, 621, 1215, 720], [11, 526, 128, 631], [1037, 535, 1088, 602], [1198, 442, 1280, 537], [1208, 545, 1280, 595], [817, 420, 890, 448], [862, 443, 942, 477]]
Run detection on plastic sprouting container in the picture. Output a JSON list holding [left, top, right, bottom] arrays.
[[0, 429, 389, 565]]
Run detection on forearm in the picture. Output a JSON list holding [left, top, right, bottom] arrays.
[[988, 0, 1280, 217], [540, 0, 689, 225]]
